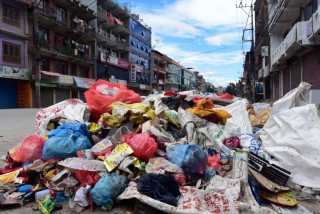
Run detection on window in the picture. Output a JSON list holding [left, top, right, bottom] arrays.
[[2, 41, 21, 64], [56, 6, 66, 24], [305, 0, 318, 21], [2, 3, 20, 27], [141, 31, 145, 36], [71, 64, 77, 76], [54, 61, 68, 75], [131, 40, 135, 46], [40, 58, 50, 71]]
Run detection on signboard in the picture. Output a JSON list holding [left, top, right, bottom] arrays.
[[159, 79, 163, 85], [74, 77, 95, 89], [140, 84, 146, 89], [130, 64, 137, 82], [0, 66, 30, 80], [107, 56, 131, 69], [100, 53, 106, 63], [135, 64, 144, 73], [40, 83, 57, 87], [118, 79, 127, 87], [41, 71, 73, 86], [59, 76, 74, 86]]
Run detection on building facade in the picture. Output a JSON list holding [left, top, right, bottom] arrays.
[[128, 14, 152, 95], [261, 0, 320, 105], [28, 0, 96, 107], [0, 0, 31, 108], [151, 50, 166, 92]]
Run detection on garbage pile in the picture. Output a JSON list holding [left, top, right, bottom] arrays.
[[1, 80, 320, 213]]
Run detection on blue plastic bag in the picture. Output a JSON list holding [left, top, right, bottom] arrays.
[[17, 185, 34, 193], [167, 143, 208, 174], [90, 173, 128, 207], [42, 123, 92, 160]]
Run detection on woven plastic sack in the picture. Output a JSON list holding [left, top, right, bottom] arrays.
[[167, 143, 208, 174], [42, 123, 92, 160], [11, 135, 45, 163], [90, 173, 128, 206], [85, 80, 142, 115], [121, 133, 158, 162]]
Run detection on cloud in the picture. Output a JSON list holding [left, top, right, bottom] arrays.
[[140, 13, 201, 38], [204, 33, 240, 46]]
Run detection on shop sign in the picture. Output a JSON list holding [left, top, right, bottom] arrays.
[[130, 64, 137, 82], [140, 84, 146, 89], [59, 75, 74, 86], [100, 53, 107, 63], [74, 77, 95, 89], [108, 56, 131, 69], [108, 56, 118, 65], [40, 83, 57, 88], [159, 79, 163, 85], [0, 66, 30, 80], [135, 64, 144, 73]]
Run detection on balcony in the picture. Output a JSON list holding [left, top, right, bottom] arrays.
[[98, 1, 130, 18], [307, 9, 320, 42], [114, 39, 130, 51], [270, 41, 285, 69], [153, 65, 166, 75], [111, 23, 130, 34], [96, 31, 117, 47], [285, 21, 312, 58], [71, 22, 96, 43], [97, 8, 115, 28]]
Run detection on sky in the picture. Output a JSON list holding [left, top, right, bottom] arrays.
[[117, 0, 253, 87]]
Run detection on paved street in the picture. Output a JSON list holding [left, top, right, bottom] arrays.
[[0, 109, 40, 161]]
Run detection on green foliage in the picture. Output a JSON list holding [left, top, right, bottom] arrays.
[[225, 83, 236, 96]]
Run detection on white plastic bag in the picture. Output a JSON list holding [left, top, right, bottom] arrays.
[[146, 157, 183, 175], [256, 82, 320, 188], [36, 99, 91, 135]]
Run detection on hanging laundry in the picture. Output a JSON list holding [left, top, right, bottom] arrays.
[[115, 17, 124, 25], [110, 13, 114, 24]]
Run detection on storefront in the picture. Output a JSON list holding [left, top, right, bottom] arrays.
[[0, 66, 31, 108]]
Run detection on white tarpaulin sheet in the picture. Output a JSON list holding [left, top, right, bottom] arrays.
[[256, 82, 320, 188]]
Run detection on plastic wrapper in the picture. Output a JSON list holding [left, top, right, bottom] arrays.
[[85, 79, 142, 115], [90, 138, 114, 156], [223, 137, 241, 149], [103, 143, 134, 172], [90, 173, 128, 206], [11, 135, 45, 163], [58, 158, 106, 172], [42, 123, 92, 160], [98, 113, 121, 128], [110, 102, 155, 124], [146, 157, 183, 175], [77, 150, 95, 159], [207, 154, 221, 172], [167, 143, 208, 174], [74, 185, 91, 207], [35, 99, 91, 135], [260, 190, 298, 206], [0, 168, 22, 185], [118, 156, 143, 180], [121, 133, 158, 162], [38, 194, 56, 214]]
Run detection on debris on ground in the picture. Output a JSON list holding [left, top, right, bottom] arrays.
[[1, 81, 320, 213]]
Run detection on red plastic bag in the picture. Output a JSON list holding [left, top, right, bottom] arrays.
[[11, 135, 45, 163], [207, 154, 221, 172], [121, 133, 158, 162], [85, 80, 142, 115], [75, 170, 100, 186], [173, 173, 186, 187]]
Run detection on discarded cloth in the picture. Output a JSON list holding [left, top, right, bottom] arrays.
[[187, 98, 232, 125], [137, 173, 180, 206]]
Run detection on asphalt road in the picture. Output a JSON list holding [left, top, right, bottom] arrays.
[[0, 108, 40, 160]]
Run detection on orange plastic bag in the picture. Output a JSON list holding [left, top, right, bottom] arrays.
[[121, 133, 158, 162], [11, 135, 45, 163], [85, 80, 142, 115]]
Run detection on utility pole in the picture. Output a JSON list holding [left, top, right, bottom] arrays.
[[33, 0, 42, 108], [236, 1, 255, 103]]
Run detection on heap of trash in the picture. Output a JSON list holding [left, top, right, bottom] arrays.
[[1, 79, 320, 213]]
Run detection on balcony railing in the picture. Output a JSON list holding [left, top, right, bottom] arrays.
[[52, 43, 92, 61], [38, 7, 67, 25], [71, 22, 96, 38]]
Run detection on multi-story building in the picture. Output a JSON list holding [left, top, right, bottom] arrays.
[[128, 14, 152, 96], [266, 0, 320, 105], [182, 68, 197, 90], [254, 0, 271, 100], [166, 59, 181, 92], [151, 50, 166, 92], [194, 72, 205, 92], [0, 0, 32, 108], [28, 0, 96, 107], [81, 0, 131, 86]]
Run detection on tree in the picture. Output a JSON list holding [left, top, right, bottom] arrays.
[[225, 82, 236, 96], [205, 85, 214, 93]]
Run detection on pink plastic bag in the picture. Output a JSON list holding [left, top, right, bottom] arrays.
[[85, 80, 142, 115], [11, 135, 45, 163], [121, 133, 158, 162], [173, 174, 186, 187]]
